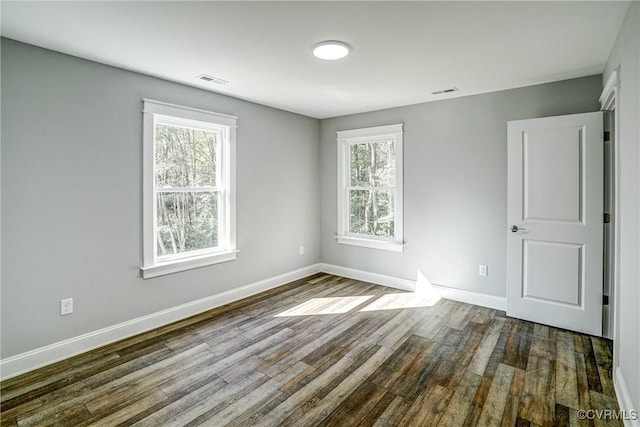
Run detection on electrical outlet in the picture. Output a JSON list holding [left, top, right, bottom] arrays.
[[60, 298, 73, 315], [299, 246, 305, 255], [479, 265, 488, 277]]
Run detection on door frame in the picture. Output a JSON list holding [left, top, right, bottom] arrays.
[[599, 69, 619, 346]]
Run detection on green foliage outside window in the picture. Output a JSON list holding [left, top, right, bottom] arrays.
[[348, 140, 395, 237], [154, 123, 219, 256]]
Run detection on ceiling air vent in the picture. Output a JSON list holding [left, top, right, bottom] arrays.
[[196, 74, 228, 85], [431, 87, 458, 95]]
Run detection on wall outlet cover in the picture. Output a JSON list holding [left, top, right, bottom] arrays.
[[479, 265, 488, 277], [61, 298, 73, 316]]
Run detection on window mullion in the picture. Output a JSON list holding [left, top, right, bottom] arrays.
[[347, 186, 394, 192], [155, 187, 221, 193]]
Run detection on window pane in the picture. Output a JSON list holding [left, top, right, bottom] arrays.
[[350, 142, 371, 186], [156, 192, 218, 256], [349, 189, 394, 237], [155, 123, 217, 188], [350, 140, 395, 187], [374, 140, 395, 186]]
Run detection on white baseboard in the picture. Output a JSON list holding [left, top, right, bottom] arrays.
[[431, 284, 507, 311], [614, 367, 640, 427], [1, 262, 507, 380], [0, 263, 322, 380], [318, 263, 506, 311], [318, 263, 416, 292]]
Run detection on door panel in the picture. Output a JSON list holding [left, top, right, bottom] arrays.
[[524, 127, 583, 222], [507, 112, 603, 336], [522, 240, 582, 306]]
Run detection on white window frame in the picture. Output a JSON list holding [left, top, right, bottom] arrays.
[[141, 99, 237, 278], [336, 123, 404, 252]]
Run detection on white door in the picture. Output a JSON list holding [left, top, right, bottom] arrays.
[[507, 112, 603, 336]]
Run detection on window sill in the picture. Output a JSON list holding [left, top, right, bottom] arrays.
[[141, 250, 238, 279], [336, 236, 404, 252]]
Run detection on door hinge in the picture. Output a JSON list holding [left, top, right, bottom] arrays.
[[604, 131, 611, 142], [604, 213, 611, 223], [603, 295, 609, 305]]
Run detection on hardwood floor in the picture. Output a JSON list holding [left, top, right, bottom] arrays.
[[1, 274, 621, 426]]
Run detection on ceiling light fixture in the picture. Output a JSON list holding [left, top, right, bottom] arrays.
[[312, 41, 350, 60]]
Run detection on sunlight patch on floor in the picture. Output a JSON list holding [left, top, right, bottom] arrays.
[[359, 269, 441, 311], [275, 271, 441, 316], [275, 295, 375, 317], [358, 292, 440, 311]]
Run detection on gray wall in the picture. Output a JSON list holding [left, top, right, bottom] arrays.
[[0, 37, 612, 366], [1, 39, 320, 358], [603, 1, 640, 413], [320, 76, 602, 297]]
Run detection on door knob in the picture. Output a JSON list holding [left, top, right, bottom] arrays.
[[510, 225, 526, 232]]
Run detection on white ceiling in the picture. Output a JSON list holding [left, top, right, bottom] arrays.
[[1, 1, 630, 119]]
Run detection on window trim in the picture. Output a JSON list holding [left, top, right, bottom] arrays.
[[336, 123, 404, 252], [141, 99, 237, 278]]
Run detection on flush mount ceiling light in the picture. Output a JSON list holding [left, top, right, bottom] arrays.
[[312, 41, 350, 60]]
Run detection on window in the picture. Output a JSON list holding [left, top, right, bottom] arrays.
[[141, 100, 236, 278], [336, 124, 403, 251]]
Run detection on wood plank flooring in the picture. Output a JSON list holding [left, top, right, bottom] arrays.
[[0, 274, 621, 426]]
